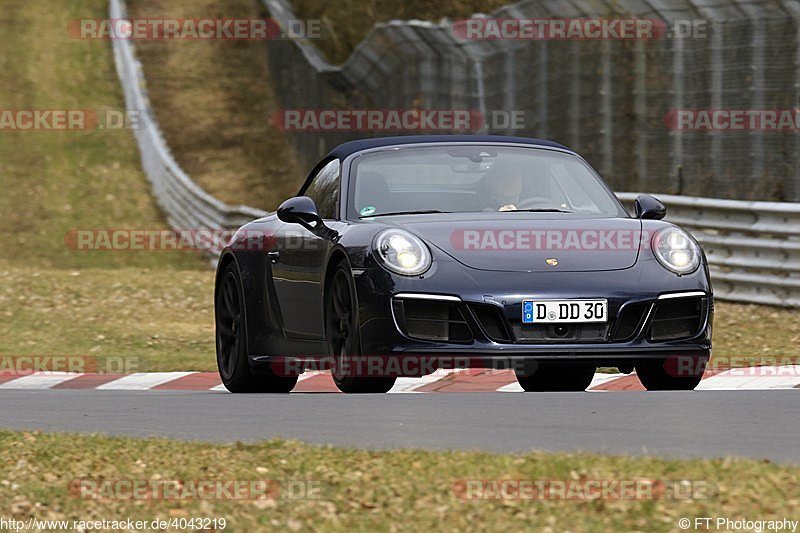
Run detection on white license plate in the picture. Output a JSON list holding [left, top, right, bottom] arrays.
[[522, 299, 608, 324]]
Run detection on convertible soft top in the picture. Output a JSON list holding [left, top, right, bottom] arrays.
[[325, 135, 573, 159]]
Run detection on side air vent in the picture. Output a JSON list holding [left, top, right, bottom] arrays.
[[611, 302, 651, 341], [469, 305, 513, 343]]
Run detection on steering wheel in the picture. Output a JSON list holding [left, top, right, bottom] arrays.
[[515, 196, 563, 210]]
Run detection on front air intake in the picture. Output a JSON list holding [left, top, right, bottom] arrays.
[[648, 298, 704, 341], [392, 299, 473, 343]]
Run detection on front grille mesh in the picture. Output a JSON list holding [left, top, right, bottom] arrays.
[[648, 298, 704, 341], [392, 299, 472, 343]]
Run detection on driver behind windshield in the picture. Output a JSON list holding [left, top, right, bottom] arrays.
[[478, 161, 525, 212]]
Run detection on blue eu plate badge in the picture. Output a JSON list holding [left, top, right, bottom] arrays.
[[522, 301, 535, 324]]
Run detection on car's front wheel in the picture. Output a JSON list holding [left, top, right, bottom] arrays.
[[325, 263, 396, 394], [635, 356, 708, 391], [514, 361, 596, 392], [216, 263, 297, 393]]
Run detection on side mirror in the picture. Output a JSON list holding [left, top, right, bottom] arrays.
[[634, 194, 666, 220], [277, 196, 323, 227], [277, 197, 338, 241]]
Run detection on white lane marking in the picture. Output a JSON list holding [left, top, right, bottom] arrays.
[[1, 367, 796, 392], [97, 372, 194, 390], [497, 381, 523, 392], [296, 371, 323, 382], [0, 372, 83, 389], [696, 366, 800, 390], [587, 372, 628, 391], [389, 369, 463, 393]]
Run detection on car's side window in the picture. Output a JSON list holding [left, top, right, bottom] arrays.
[[303, 159, 340, 220]]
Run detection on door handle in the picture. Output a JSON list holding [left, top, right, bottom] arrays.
[[267, 251, 281, 263]]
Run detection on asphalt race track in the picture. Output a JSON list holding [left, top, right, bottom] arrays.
[[0, 389, 796, 464]]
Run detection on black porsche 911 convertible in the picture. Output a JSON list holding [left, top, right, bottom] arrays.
[[215, 135, 712, 394]]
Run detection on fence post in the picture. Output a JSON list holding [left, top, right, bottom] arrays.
[[634, 40, 647, 191], [600, 40, 613, 178], [671, 35, 685, 194]]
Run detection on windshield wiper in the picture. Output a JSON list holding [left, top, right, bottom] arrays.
[[360, 209, 449, 218]]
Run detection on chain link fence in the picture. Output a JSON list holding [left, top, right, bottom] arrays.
[[264, 0, 800, 202]]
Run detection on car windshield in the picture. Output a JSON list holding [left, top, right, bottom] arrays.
[[349, 145, 626, 218]]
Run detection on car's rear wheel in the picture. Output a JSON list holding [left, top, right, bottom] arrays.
[[635, 356, 709, 391], [216, 263, 297, 393], [326, 264, 396, 394], [514, 361, 596, 392]]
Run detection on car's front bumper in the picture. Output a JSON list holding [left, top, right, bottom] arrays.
[[352, 256, 713, 367]]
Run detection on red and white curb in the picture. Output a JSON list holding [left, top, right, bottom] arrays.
[[0, 367, 798, 392]]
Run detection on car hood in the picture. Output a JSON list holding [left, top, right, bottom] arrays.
[[385, 214, 644, 273]]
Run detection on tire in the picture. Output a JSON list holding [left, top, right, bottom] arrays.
[[325, 263, 396, 394], [515, 361, 596, 392], [215, 263, 297, 393], [635, 356, 709, 391]]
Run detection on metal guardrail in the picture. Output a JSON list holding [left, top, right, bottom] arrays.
[[617, 193, 800, 307], [109, 0, 268, 257], [110, 0, 799, 306]]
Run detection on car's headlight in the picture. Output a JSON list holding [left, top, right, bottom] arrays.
[[374, 229, 431, 276], [651, 227, 701, 275]]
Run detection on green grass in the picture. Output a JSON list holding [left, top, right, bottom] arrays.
[[0, 0, 212, 371], [0, 262, 214, 371], [0, 0, 202, 272], [1, 431, 798, 531]]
